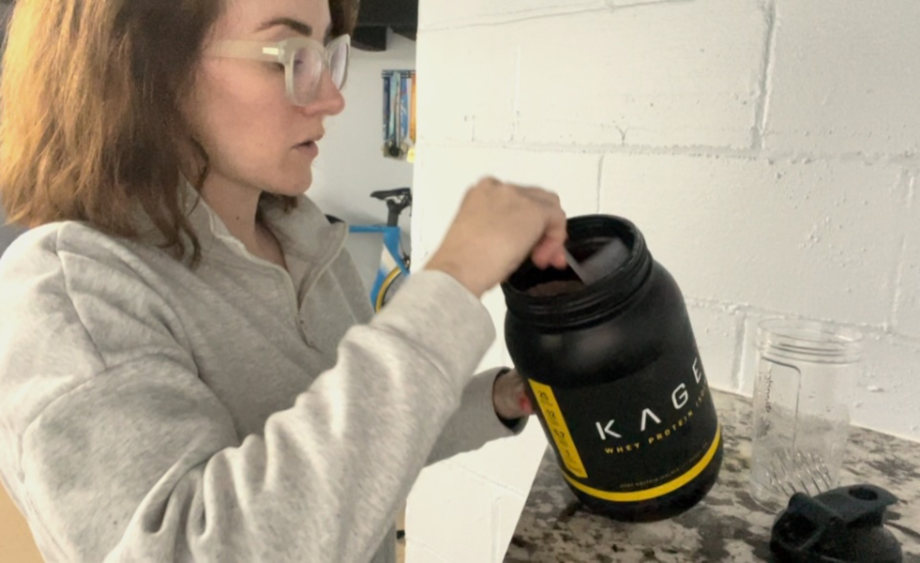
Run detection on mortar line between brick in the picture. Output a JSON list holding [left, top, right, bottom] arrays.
[[752, 0, 777, 151], [421, 0, 700, 32], [890, 236, 907, 332], [420, 4, 606, 32], [730, 309, 748, 393], [511, 46, 522, 143], [904, 171, 917, 233], [595, 155, 604, 212], [420, 141, 920, 167], [685, 297, 894, 336], [888, 171, 916, 330], [606, 0, 696, 10], [452, 462, 531, 496]]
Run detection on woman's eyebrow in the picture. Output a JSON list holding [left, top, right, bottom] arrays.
[[257, 17, 314, 36], [257, 18, 334, 42]]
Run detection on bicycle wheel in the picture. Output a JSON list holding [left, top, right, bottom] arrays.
[[375, 266, 406, 312]]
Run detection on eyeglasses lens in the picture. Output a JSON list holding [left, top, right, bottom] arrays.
[[328, 40, 348, 90], [291, 40, 348, 105]]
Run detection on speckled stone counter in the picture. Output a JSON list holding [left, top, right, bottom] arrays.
[[505, 391, 920, 562]]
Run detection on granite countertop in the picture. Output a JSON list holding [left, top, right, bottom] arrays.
[[505, 391, 920, 562]]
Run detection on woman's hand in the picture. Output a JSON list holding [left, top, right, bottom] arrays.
[[424, 178, 568, 297], [492, 369, 533, 421]]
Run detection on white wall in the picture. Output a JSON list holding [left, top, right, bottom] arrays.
[[407, 0, 920, 561], [310, 32, 416, 288]]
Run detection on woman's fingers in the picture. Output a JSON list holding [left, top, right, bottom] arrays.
[[424, 178, 569, 296]]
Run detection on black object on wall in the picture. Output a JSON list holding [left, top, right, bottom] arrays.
[[352, 0, 417, 51]]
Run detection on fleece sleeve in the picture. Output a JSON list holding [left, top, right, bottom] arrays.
[[426, 368, 527, 466], [0, 234, 494, 563]]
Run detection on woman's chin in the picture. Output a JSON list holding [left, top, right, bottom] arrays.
[[266, 174, 312, 199]]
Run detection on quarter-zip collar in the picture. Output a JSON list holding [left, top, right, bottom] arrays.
[[181, 183, 349, 287]]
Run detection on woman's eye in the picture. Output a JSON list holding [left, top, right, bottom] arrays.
[[271, 62, 285, 72]]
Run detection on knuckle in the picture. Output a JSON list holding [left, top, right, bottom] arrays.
[[477, 176, 499, 188], [494, 182, 516, 198]]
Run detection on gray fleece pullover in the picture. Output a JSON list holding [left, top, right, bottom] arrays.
[[0, 194, 523, 562]]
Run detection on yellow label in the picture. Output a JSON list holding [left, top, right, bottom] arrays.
[[562, 425, 722, 502], [528, 380, 588, 478]]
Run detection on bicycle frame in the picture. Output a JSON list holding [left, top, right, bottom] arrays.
[[348, 224, 409, 309]]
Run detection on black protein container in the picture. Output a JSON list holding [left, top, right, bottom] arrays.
[[501, 215, 722, 522]]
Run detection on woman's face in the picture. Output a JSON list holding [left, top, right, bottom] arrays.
[[185, 0, 345, 198]]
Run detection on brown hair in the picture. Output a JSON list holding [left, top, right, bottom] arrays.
[[329, 0, 359, 38], [0, 0, 357, 263]]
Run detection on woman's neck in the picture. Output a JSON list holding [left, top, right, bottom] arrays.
[[199, 176, 287, 269]]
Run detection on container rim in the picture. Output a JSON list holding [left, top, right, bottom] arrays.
[[501, 215, 652, 328], [757, 318, 862, 363]]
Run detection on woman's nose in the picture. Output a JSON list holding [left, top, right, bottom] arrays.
[[302, 70, 345, 116]]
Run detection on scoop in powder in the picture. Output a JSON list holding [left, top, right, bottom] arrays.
[[526, 280, 586, 297]]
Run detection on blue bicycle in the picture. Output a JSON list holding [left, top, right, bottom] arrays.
[[348, 187, 412, 312]]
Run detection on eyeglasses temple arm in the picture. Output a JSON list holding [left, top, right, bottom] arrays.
[[208, 41, 280, 63]]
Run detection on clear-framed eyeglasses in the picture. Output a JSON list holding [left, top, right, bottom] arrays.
[[207, 34, 350, 106]]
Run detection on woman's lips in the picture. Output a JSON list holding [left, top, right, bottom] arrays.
[[296, 140, 319, 158]]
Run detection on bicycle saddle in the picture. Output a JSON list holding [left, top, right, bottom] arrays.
[[370, 187, 411, 201]]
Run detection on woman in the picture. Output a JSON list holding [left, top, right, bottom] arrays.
[[0, 0, 568, 561]]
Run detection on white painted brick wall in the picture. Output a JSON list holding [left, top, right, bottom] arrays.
[[685, 302, 744, 392], [414, 31, 516, 144], [514, 1, 766, 149], [599, 153, 908, 326], [897, 173, 920, 336], [765, 1, 920, 155], [407, 463, 518, 563], [408, 0, 920, 560], [418, 0, 605, 31], [410, 146, 600, 258]]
